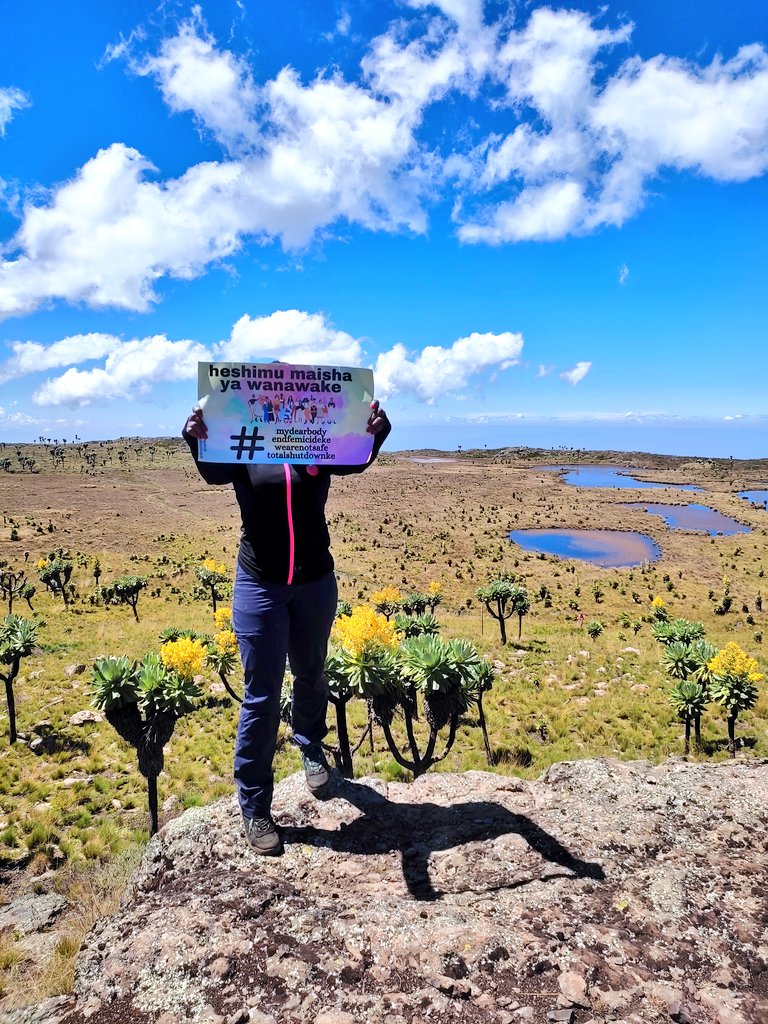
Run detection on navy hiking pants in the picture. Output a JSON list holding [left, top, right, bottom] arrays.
[[232, 564, 338, 819]]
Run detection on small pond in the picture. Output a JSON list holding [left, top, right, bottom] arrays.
[[537, 464, 701, 491], [623, 502, 750, 536], [509, 528, 661, 568], [408, 457, 458, 463], [739, 489, 768, 508]]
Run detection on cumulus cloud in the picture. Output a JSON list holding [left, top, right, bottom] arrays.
[[20, 312, 524, 410], [217, 310, 364, 365], [374, 331, 523, 402], [1, 6, 768, 314], [33, 335, 209, 406], [619, 263, 629, 284], [131, 10, 260, 155], [559, 361, 592, 386], [0, 333, 119, 385], [0, 86, 29, 136]]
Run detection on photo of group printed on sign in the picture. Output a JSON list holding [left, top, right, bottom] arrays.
[[196, 362, 375, 465]]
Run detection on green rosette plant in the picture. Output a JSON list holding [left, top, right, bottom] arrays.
[[652, 618, 706, 646], [393, 612, 440, 639], [91, 641, 202, 834], [1, 615, 39, 744], [476, 576, 530, 644], [195, 558, 229, 614], [36, 552, 73, 607]]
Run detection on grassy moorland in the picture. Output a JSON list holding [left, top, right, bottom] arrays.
[[0, 437, 767, 1004]]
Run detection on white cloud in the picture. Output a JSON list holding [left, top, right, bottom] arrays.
[[0, 86, 29, 136], [459, 179, 586, 243], [560, 361, 592, 386], [33, 335, 209, 406], [536, 364, 554, 378], [132, 11, 259, 155], [459, 12, 768, 240], [1, 8, 768, 315], [0, 333, 119, 384], [0, 405, 37, 427], [16, 312, 524, 410], [619, 262, 629, 284], [374, 330, 523, 402], [217, 310, 364, 365], [0, 145, 248, 316]]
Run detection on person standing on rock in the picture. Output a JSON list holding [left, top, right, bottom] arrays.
[[183, 400, 391, 855]]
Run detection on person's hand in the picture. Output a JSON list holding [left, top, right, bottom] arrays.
[[367, 399, 390, 435], [184, 407, 208, 440]]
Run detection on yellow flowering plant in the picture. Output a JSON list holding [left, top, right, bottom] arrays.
[[651, 595, 669, 621], [707, 641, 764, 756], [160, 636, 207, 680], [370, 585, 403, 620], [195, 558, 229, 614], [214, 606, 233, 631], [203, 558, 227, 574], [324, 606, 401, 776], [333, 605, 398, 655], [206, 629, 243, 704]]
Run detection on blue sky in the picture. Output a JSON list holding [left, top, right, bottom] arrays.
[[0, 0, 766, 457]]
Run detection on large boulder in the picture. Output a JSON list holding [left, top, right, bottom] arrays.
[[34, 759, 768, 1023]]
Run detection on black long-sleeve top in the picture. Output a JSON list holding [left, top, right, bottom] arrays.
[[183, 423, 390, 585]]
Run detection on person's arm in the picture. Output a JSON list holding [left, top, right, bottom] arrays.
[[182, 408, 239, 486], [329, 400, 391, 476]]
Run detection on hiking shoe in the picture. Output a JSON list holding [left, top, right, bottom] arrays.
[[243, 814, 283, 856], [301, 742, 331, 797]]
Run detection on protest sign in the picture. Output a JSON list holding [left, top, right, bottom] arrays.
[[196, 362, 375, 465]]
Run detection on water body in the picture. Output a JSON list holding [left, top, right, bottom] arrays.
[[739, 490, 768, 508], [624, 502, 750, 536], [509, 528, 661, 568], [537, 464, 701, 491]]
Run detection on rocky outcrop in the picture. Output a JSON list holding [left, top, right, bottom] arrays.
[[16, 758, 768, 1024]]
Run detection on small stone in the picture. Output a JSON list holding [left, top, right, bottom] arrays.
[[716, 1009, 747, 1024], [558, 970, 589, 1007], [208, 956, 233, 980], [314, 1012, 356, 1024], [473, 993, 496, 1009], [246, 1013, 276, 1024], [547, 1010, 575, 1023], [669, 1002, 694, 1024], [65, 663, 87, 677], [713, 968, 735, 989], [69, 709, 102, 726]]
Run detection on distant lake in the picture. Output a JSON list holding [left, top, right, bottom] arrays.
[[509, 528, 661, 567], [624, 502, 750, 536], [537, 464, 701, 491], [739, 490, 768, 508], [407, 457, 458, 463]]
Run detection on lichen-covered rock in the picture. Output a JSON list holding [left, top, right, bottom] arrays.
[[31, 759, 768, 1023]]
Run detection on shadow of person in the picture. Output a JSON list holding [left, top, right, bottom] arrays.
[[280, 777, 605, 901]]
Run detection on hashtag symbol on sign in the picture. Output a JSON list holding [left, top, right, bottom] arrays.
[[229, 427, 266, 460]]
